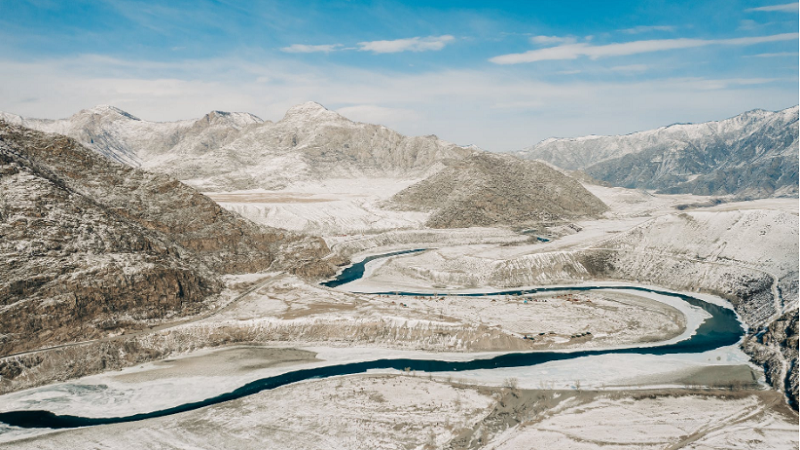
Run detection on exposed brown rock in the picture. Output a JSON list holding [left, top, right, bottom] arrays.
[[0, 121, 337, 356], [390, 153, 608, 228]]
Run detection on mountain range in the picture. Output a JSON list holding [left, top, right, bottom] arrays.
[[516, 106, 799, 199], [0, 102, 473, 192]]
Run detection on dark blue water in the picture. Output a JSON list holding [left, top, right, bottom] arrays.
[[0, 252, 743, 430], [321, 248, 426, 288]]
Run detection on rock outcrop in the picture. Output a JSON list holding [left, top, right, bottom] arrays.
[[0, 121, 336, 356]]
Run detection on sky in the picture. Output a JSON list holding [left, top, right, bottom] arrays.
[[0, 0, 797, 151]]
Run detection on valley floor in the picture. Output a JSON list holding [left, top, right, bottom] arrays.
[[0, 179, 797, 448]]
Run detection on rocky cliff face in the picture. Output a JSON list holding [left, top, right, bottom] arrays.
[[0, 121, 336, 357], [1, 102, 474, 192], [517, 106, 799, 198], [390, 153, 608, 228]]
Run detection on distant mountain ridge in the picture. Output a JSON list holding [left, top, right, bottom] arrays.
[[516, 106, 799, 198], [1, 102, 474, 191]]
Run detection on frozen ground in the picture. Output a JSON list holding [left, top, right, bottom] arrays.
[[2, 375, 795, 450], [0, 281, 751, 445], [206, 178, 429, 234], [1, 178, 796, 447]]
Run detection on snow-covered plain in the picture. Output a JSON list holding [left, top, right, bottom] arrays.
[[206, 179, 429, 234], [2, 374, 795, 449]]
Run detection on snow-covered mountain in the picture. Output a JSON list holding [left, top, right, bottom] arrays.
[[1, 102, 474, 191], [516, 106, 799, 198]]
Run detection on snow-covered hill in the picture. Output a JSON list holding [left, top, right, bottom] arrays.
[[391, 152, 608, 228], [1, 102, 474, 192], [516, 106, 799, 198]]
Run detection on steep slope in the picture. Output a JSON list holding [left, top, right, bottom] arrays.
[[390, 153, 608, 228], [0, 121, 334, 356], [1, 103, 474, 191], [517, 106, 799, 198]]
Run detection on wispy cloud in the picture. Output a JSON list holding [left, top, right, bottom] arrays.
[[490, 33, 799, 64], [746, 3, 799, 12], [619, 25, 675, 34], [530, 35, 576, 45], [357, 35, 455, 53], [281, 44, 342, 53], [748, 51, 798, 57]]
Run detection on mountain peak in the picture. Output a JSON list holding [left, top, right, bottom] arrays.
[[75, 105, 140, 121], [281, 101, 347, 124], [200, 110, 263, 128]]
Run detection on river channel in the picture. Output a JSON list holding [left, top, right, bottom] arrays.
[[0, 250, 744, 429]]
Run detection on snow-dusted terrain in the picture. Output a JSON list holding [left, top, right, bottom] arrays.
[[0, 105, 797, 448], [517, 106, 799, 198], [0, 102, 474, 191]]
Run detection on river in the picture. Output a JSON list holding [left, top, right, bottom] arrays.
[[0, 250, 744, 429]]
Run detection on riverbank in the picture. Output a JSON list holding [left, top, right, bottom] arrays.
[[3, 374, 795, 449], [0, 285, 743, 432]]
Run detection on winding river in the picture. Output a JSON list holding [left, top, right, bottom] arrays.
[[0, 250, 744, 429]]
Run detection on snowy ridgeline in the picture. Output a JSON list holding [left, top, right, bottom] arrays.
[[517, 106, 799, 198], [0, 102, 473, 192], [4, 102, 797, 199]]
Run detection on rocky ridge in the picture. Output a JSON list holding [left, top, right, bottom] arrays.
[[0, 121, 336, 357], [517, 106, 799, 198]]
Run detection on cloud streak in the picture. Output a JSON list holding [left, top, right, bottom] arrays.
[[530, 35, 576, 45], [746, 3, 799, 12], [619, 25, 675, 34], [490, 33, 799, 64], [281, 44, 343, 53], [280, 36, 456, 55], [357, 35, 455, 53]]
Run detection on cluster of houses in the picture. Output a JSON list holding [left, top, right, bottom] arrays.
[[554, 293, 592, 303]]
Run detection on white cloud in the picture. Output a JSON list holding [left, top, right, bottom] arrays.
[[619, 25, 675, 34], [530, 35, 577, 45], [746, 3, 799, 12], [357, 35, 455, 53], [748, 52, 798, 57], [281, 44, 342, 53], [490, 33, 799, 64]]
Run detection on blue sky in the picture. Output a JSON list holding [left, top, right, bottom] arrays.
[[0, 0, 797, 150]]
